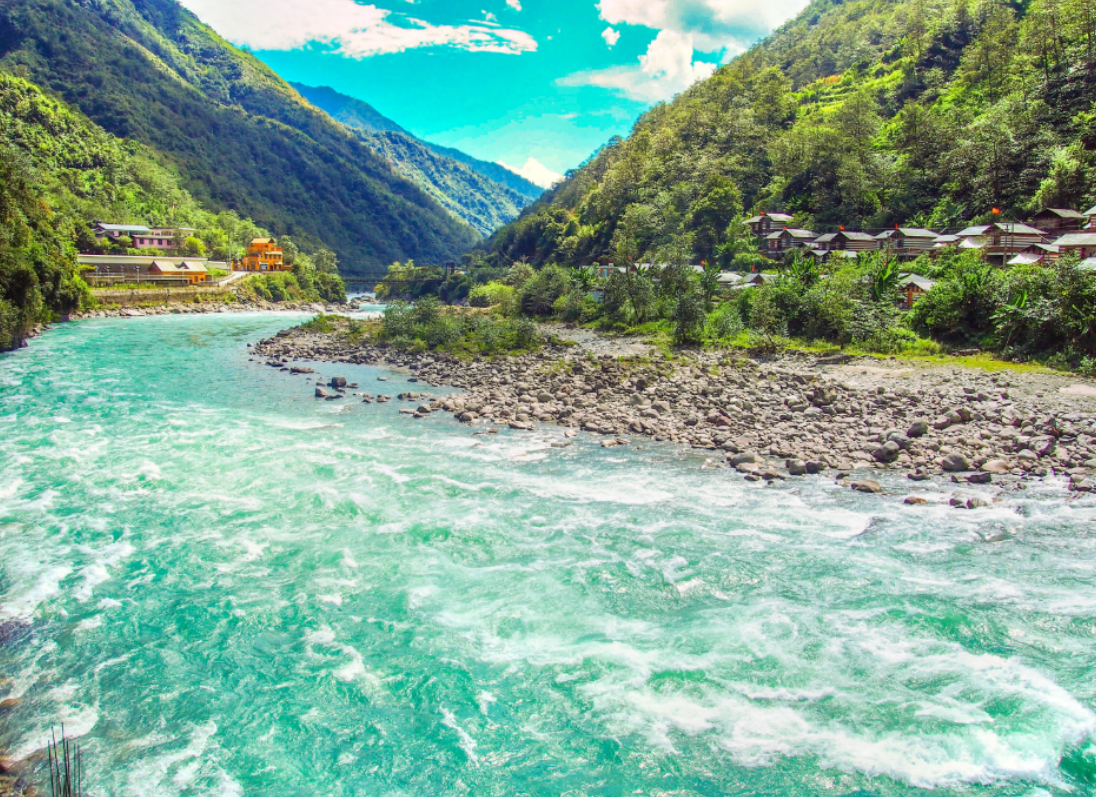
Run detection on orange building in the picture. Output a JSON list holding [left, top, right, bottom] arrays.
[[237, 238, 288, 272], [148, 261, 209, 284]]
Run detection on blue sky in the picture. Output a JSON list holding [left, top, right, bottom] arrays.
[[180, 0, 808, 187]]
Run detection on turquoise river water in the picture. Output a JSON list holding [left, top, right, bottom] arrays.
[[0, 313, 1094, 797]]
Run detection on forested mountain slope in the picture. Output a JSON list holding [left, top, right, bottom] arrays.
[[0, 0, 479, 274], [485, 0, 1096, 266], [291, 82, 542, 233], [0, 71, 285, 349]]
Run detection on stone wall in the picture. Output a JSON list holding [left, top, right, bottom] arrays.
[[91, 286, 233, 306]]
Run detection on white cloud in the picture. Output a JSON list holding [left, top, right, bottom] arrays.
[[498, 157, 565, 189], [506, 0, 522, 9], [602, 26, 621, 47], [598, 0, 809, 41], [560, 30, 717, 102], [179, 0, 537, 57]]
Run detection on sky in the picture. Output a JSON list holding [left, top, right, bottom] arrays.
[[179, 0, 809, 188]]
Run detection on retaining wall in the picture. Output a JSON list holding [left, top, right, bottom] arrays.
[[91, 286, 233, 306]]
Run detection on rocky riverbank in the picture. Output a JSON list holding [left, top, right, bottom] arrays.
[[256, 322, 1096, 495]]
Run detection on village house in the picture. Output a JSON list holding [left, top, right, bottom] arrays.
[[875, 227, 939, 258], [93, 223, 196, 252], [1053, 232, 1096, 260], [765, 228, 816, 256], [148, 261, 209, 285], [1031, 208, 1087, 235], [812, 230, 878, 253], [955, 222, 1048, 261], [236, 238, 289, 272], [1007, 243, 1060, 266], [1085, 206, 1096, 229], [931, 233, 962, 250], [746, 212, 795, 237], [897, 274, 936, 310]]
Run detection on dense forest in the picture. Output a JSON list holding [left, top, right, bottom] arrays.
[[0, 0, 479, 275], [292, 82, 541, 236], [484, 0, 1096, 267]]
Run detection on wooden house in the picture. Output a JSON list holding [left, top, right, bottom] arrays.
[[765, 228, 816, 256], [94, 223, 151, 242], [898, 274, 936, 309], [876, 228, 939, 258], [1053, 232, 1096, 260], [1006, 243, 1059, 266], [812, 230, 878, 253], [1031, 208, 1087, 235], [746, 212, 794, 237], [956, 223, 1048, 261], [238, 238, 288, 272], [1085, 206, 1096, 229]]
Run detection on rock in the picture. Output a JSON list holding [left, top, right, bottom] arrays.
[[1016, 448, 1038, 462], [759, 468, 785, 481], [982, 459, 1010, 474], [906, 420, 930, 438], [329, 376, 347, 389], [509, 421, 533, 430], [949, 497, 966, 507], [457, 411, 478, 423], [967, 472, 993, 485], [315, 387, 331, 398], [966, 497, 989, 509], [851, 479, 882, 493], [707, 413, 732, 427], [377, 395, 391, 403], [941, 452, 971, 472], [907, 469, 931, 481], [537, 391, 553, 403], [786, 459, 807, 476], [805, 461, 825, 474], [873, 441, 902, 464], [730, 452, 761, 467], [0, 698, 20, 710], [904, 496, 928, 505]]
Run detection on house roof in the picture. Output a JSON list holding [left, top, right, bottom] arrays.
[[830, 250, 862, 259], [150, 261, 184, 274], [1007, 253, 1046, 266], [876, 227, 938, 240], [1054, 233, 1096, 247], [933, 234, 960, 245], [746, 213, 794, 223], [899, 274, 936, 291], [958, 222, 1046, 237], [250, 238, 276, 245], [766, 228, 816, 239], [1085, 206, 1096, 218], [1078, 257, 1096, 271], [96, 223, 152, 234], [1034, 208, 1086, 220]]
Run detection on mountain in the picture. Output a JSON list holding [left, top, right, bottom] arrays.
[[0, 0, 479, 276], [484, 0, 1096, 267], [288, 82, 409, 136], [290, 82, 543, 234]]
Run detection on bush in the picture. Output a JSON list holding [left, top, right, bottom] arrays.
[[708, 302, 744, 339], [520, 265, 571, 317], [673, 289, 707, 345], [469, 281, 515, 308]]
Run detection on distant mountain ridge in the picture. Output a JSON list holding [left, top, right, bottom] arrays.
[[290, 82, 544, 207], [0, 0, 479, 275]]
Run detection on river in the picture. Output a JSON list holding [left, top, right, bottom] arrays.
[[0, 313, 1094, 796]]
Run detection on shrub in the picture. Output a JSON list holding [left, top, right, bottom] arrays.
[[521, 265, 571, 317], [673, 289, 707, 345]]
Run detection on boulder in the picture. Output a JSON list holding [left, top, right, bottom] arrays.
[[851, 479, 883, 494], [786, 459, 807, 476], [329, 376, 347, 389], [760, 468, 785, 481], [805, 461, 825, 474], [730, 452, 761, 467], [966, 497, 989, 509], [941, 452, 971, 472], [982, 459, 1010, 474], [904, 496, 928, 505], [315, 387, 331, 398], [967, 472, 993, 485], [873, 441, 902, 464], [906, 420, 930, 438]]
